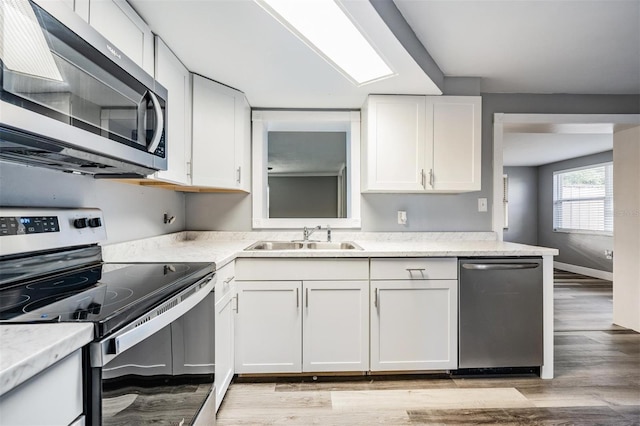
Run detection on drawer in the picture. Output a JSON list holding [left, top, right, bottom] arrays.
[[236, 258, 369, 281], [370, 258, 457, 280], [215, 261, 235, 302]]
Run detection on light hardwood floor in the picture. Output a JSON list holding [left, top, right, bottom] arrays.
[[216, 271, 640, 425]]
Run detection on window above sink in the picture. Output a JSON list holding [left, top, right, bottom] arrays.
[[251, 110, 362, 229]]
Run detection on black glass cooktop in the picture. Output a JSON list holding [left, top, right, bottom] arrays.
[[0, 262, 215, 338]]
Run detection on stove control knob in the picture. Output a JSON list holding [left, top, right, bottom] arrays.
[[73, 218, 88, 229], [88, 217, 102, 228]]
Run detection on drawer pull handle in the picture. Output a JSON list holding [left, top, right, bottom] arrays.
[[306, 288, 309, 308], [223, 276, 235, 284], [406, 268, 426, 272], [296, 288, 299, 308]]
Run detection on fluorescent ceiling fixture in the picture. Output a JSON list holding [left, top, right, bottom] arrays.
[[257, 0, 394, 86], [0, 0, 63, 81]]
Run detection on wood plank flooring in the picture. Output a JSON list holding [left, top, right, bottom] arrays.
[[216, 270, 640, 425]]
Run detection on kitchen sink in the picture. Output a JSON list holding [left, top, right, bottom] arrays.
[[246, 241, 305, 250], [245, 241, 362, 251], [304, 242, 362, 250]]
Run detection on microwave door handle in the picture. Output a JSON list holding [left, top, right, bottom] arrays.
[[146, 91, 164, 154]]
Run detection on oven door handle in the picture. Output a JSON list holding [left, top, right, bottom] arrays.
[[114, 275, 214, 355], [91, 274, 215, 367]]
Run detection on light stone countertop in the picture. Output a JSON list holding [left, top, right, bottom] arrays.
[[0, 323, 94, 396], [102, 231, 558, 265], [2, 231, 558, 397]]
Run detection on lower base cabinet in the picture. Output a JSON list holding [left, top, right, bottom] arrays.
[[234, 280, 369, 374], [215, 262, 236, 411], [0, 349, 84, 425], [370, 280, 458, 371]]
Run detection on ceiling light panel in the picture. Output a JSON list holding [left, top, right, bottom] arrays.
[[257, 0, 394, 85]]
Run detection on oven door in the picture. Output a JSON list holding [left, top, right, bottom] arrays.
[[89, 275, 215, 425]]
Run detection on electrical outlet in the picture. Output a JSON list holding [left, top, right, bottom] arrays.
[[478, 198, 488, 212], [397, 210, 407, 225], [604, 250, 613, 260]]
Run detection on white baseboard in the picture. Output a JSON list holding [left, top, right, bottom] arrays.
[[554, 261, 613, 281]]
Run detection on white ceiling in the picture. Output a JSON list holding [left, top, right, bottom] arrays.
[[503, 133, 613, 167], [128, 0, 440, 108], [128, 0, 640, 109], [503, 123, 613, 167], [394, 0, 640, 94]]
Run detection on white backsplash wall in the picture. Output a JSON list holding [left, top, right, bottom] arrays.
[[0, 162, 185, 244]]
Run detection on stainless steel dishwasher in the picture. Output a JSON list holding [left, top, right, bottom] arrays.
[[458, 257, 543, 369]]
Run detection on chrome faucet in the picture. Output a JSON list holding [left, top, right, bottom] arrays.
[[303, 225, 331, 242], [303, 226, 321, 241]]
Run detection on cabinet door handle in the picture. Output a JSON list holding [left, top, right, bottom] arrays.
[[420, 169, 426, 188], [374, 288, 379, 309], [406, 268, 426, 277], [429, 169, 434, 187], [235, 294, 239, 313], [306, 288, 309, 308], [296, 287, 299, 308], [236, 166, 241, 184], [234, 295, 239, 313], [223, 276, 235, 285]]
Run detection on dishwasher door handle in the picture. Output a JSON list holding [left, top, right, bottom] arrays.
[[461, 263, 540, 270]]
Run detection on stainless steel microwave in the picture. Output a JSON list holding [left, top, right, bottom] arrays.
[[0, 0, 168, 177]]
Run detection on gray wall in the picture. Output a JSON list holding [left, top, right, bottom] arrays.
[[269, 176, 338, 218], [185, 94, 640, 232], [503, 166, 538, 245], [0, 162, 185, 244], [538, 151, 614, 272]]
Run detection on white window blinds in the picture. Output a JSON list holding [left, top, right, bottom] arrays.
[[553, 163, 613, 235]]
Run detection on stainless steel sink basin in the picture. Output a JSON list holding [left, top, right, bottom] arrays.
[[245, 241, 362, 251], [304, 242, 362, 250], [246, 241, 304, 250]]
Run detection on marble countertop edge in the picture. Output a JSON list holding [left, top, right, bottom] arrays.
[[0, 323, 94, 397]]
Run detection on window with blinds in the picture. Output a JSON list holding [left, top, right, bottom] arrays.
[[553, 162, 613, 235]]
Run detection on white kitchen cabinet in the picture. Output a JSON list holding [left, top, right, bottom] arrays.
[[152, 37, 191, 185], [234, 281, 302, 374], [362, 95, 481, 193], [234, 258, 369, 374], [86, 0, 155, 76], [303, 280, 369, 372], [0, 349, 84, 425], [370, 258, 458, 371], [191, 74, 251, 191], [214, 262, 236, 412]]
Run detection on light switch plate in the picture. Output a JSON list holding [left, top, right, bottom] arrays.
[[478, 198, 488, 212], [397, 210, 407, 225]]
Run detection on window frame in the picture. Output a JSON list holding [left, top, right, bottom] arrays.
[[552, 162, 613, 236]]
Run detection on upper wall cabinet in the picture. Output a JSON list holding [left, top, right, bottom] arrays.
[[192, 75, 251, 191], [362, 95, 481, 193], [81, 0, 155, 76], [152, 37, 191, 185]]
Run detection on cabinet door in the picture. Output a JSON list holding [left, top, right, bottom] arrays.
[[88, 0, 154, 76], [154, 37, 190, 185], [235, 281, 302, 373], [302, 281, 369, 372], [215, 283, 235, 411], [363, 95, 427, 192], [428, 96, 481, 191], [192, 75, 240, 189], [370, 280, 458, 371]]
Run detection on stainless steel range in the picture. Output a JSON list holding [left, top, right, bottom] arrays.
[[0, 207, 216, 425]]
